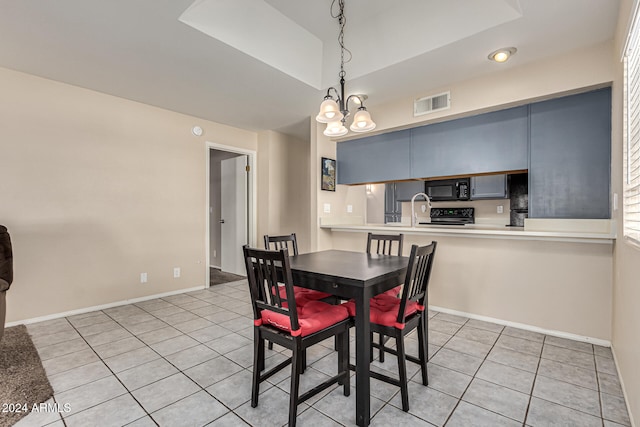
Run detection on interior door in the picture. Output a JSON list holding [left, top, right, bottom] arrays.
[[220, 155, 248, 276]]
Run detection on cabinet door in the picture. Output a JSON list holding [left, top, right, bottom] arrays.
[[410, 106, 528, 179], [529, 88, 611, 219], [395, 181, 426, 201], [337, 130, 411, 184], [471, 175, 507, 199], [384, 184, 396, 213]]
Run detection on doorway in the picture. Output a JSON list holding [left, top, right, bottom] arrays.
[[207, 143, 256, 286]]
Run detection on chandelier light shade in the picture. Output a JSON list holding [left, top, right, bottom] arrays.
[[316, 0, 376, 137], [324, 120, 349, 137], [350, 107, 376, 132], [316, 98, 343, 123]]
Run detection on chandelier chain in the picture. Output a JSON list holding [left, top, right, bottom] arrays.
[[331, 0, 352, 79]]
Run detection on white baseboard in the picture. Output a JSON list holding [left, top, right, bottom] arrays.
[[209, 265, 221, 270], [5, 285, 205, 327], [429, 305, 612, 348], [611, 347, 637, 427]]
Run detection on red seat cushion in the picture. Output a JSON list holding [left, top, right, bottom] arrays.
[[342, 297, 421, 329], [259, 301, 349, 337], [278, 286, 332, 304], [373, 285, 402, 300], [293, 286, 332, 301]]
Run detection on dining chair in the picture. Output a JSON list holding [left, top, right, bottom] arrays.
[[243, 246, 351, 427], [264, 233, 333, 301], [366, 232, 404, 360], [344, 241, 437, 412], [264, 233, 333, 352]]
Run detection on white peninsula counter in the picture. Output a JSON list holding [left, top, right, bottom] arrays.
[[320, 221, 615, 244], [320, 218, 615, 345]]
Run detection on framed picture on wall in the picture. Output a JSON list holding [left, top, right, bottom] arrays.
[[321, 157, 336, 191]]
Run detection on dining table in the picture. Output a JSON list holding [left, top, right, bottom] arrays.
[[288, 249, 408, 427]]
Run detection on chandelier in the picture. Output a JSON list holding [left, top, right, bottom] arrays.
[[316, 0, 376, 137]]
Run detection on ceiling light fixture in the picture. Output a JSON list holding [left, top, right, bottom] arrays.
[[488, 47, 517, 63], [316, 0, 376, 137]]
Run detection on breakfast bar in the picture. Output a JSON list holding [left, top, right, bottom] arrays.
[[321, 221, 615, 345]]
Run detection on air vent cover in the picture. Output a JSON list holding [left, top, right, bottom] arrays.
[[414, 91, 451, 116]]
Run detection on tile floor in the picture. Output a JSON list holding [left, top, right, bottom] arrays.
[[14, 280, 632, 427]]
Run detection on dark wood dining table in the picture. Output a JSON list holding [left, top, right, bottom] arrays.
[[288, 249, 408, 427]]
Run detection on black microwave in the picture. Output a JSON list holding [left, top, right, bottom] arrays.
[[425, 178, 470, 201]]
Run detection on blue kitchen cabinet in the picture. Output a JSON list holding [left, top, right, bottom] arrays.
[[410, 106, 529, 179], [395, 181, 426, 201], [529, 88, 611, 219], [336, 130, 411, 184], [471, 174, 508, 199]]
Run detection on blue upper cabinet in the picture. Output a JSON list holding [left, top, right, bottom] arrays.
[[337, 129, 411, 184], [410, 106, 529, 179], [529, 88, 611, 219]]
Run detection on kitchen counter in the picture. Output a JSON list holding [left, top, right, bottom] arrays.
[[320, 222, 616, 244]]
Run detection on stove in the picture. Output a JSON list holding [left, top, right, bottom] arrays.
[[420, 207, 475, 226]]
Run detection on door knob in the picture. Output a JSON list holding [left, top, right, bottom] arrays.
[[220, 219, 225, 224]]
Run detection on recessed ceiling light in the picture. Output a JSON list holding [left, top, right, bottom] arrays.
[[488, 47, 517, 63]]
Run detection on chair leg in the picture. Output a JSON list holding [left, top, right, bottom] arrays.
[[337, 329, 350, 395], [301, 349, 307, 373], [379, 332, 385, 363], [370, 332, 375, 360], [258, 337, 266, 373], [252, 329, 262, 407], [289, 340, 302, 427], [417, 316, 429, 386], [396, 332, 409, 412]]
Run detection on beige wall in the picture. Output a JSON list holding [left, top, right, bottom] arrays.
[[257, 130, 311, 253], [0, 67, 257, 322], [612, 0, 639, 424], [332, 231, 613, 340]]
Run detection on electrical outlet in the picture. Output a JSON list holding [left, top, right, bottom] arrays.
[[213, 250, 217, 258], [173, 267, 181, 278], [140, 273, 148, 283], [497, 205, 504, 214], [323, 203, 331, 213], [347, 204, 353, 213]]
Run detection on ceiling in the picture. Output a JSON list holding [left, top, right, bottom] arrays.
[[0, 0, 620, 140]]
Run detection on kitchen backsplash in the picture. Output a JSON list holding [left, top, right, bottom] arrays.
[[400, 199, 512, 225]]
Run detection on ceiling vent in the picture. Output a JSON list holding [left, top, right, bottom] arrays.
[[414, 91, 451, 116]]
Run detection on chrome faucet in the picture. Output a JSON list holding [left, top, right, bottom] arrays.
[[411, 192, 432, 227]]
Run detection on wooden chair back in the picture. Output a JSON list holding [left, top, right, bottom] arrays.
[[366, 233, 404, 256], [396, 242, 437, 325], [243, 246, 299, 331], [264, 233, 299, 256]]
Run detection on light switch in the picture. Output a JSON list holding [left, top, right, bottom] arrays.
[[323, 203, 331, 213], [347, 205, 353, 213]]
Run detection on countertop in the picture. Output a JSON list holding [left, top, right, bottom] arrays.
[[320, 222, 616, 244]]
